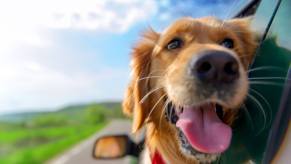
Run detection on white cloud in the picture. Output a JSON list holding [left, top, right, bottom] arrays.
[[0, 0, 157, 113], [0, 58, 129, 113], [0, 0, 157, 53], [0, 27, 131, 113], [47, 0, 158, 32]]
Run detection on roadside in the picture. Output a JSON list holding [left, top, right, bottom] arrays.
[[47, 119, 134, 164]]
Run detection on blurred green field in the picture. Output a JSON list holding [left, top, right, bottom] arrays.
[[0, 102, 124, 164]]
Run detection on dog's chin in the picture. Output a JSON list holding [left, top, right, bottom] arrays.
[[178, 129, 220, 163], [166, 100, 236, 163]]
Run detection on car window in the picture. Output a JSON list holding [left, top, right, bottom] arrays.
[[219, 0, 291, 163], [0, 1, 261, 163], [148, 0, 256, 30]]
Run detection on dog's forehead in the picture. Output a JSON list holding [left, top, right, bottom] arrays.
[[161, 17, 224, 36], [161, 17, 194, 35]]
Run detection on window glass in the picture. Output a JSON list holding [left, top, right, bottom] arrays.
[[0, 0, 257, 163], [149, 0, 254, 30]]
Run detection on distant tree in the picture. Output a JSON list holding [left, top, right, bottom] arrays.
[[85, 105, 106, 124], [27, 114, 68, 128]]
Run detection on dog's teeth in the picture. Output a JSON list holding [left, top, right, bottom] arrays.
[[176, 106, 184, 115]]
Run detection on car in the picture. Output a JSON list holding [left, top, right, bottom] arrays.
[[92, 0, 291, 163]]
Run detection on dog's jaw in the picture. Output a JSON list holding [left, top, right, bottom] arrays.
[[178, 129, 220, 163]]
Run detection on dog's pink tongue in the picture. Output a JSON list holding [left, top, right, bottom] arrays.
[[176, 104, 232, 153]]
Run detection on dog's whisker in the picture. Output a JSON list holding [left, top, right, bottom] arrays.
[[248, 77, 288, 80], [241, 103, 255, 131], [147, 94, 167, 120], [249, 81, 284, 87], [143, 70, 166, 87], [137, 76, 163, 82], [140, 87, 164, 104], [247, 66, 285, 73], [247, 93, 267, 135], [249, 88, 273, 126]]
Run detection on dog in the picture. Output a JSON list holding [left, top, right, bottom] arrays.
[[123, 17, 257, 163]]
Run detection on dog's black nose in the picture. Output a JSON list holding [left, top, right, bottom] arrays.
[[191, 51, 239, 84]]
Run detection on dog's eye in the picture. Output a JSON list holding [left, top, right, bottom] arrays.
[[221, 38, 234, 49], [167, 38, 183, 50]]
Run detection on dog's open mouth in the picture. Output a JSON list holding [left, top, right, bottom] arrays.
[[166, 102, 232, 155]]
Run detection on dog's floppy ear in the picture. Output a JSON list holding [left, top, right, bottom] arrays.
[[122, 28, 159, 133], [229, 16, 262, 42], [227, 17, 258, 63], [227, 16, 252, 27]]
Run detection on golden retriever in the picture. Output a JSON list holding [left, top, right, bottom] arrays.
[[123, 17, 257, 163]]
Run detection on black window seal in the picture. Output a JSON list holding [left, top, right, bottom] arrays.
[[234, 0, 261, 18]]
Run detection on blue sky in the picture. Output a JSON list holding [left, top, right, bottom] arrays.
[[0, 0, 247, 114]]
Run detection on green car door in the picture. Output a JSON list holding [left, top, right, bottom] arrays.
[[218, 0, 291, 163]]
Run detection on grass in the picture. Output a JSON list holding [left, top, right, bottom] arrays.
[[0, 102, 124, 164], [0, 124, 105, 164]]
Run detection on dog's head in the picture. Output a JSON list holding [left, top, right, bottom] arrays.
[[123, 17, 257, 163]]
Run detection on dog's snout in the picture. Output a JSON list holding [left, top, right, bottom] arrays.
[[190, 51, 239, 84]]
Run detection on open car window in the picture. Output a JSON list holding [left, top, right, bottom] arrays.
[[145, 0, 258, 31], [234, 0, 260, 17], [220, 0, 291, 163], [2, 0, 290, 164]]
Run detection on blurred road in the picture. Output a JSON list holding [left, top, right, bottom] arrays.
[[47, 119, 135, 164]]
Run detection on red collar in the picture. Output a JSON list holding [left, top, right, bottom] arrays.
[[152, 151, 166, 164]]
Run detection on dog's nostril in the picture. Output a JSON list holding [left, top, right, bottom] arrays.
[[197, 62, 212, 74], [224, 61, 238, 75], [191, 51, 240, 84]]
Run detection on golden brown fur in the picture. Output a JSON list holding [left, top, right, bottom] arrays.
[[123, 17, 257, 163]]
